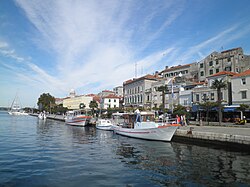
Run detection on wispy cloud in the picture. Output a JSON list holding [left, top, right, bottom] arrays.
[[12, 0, 183, 95]]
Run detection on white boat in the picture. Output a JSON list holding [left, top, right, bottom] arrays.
[[96, 119, 113, 131], [65, 110, 91, 127], [8, 94, 28, 115], [38, 112, 47, 120], [112, 110, 179, 142]]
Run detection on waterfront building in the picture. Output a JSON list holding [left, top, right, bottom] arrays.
[[197, 47, 250, 82], [100, 94, 121, 109], [231, 69, 250, 105], [63, 90, 93, 110], [123, 74, 161, 109], [192, 71, 237, 106]]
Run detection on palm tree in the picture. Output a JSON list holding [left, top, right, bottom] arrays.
[[156, 85, 169, 113], [210, 79, 227, 125]]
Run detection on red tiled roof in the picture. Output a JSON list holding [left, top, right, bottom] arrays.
[[162, 64, 191, 73], [102, 90, 114, 93], [103, 94, 121, 99], [232, 69, 250, 78], [207, 71, 237, 78]]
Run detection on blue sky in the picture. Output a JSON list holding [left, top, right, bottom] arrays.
[[1, 0, 250, 107]]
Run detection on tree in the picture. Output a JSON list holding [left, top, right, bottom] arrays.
[[79, 103, 86, 109], [37, 93, 55, 112], [156, 85, 169, 113], [210, 79, 227, 125], [238, 104, 249, 120], [89, 100, 98, 116], [200, 101, 218, 125]]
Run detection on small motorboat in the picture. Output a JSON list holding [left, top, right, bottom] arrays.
[[96, 119, 113, 131], [65, 110, 91, 127], [112, 110, 179, 142], [38, 112, 47, 120]]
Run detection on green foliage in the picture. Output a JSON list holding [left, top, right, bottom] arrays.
[[173, 104, 190, 117], [37, 93, 55, 112], [79, 103, 86, 109], [210, 79, 227, 91], [210, 79, 227, 125], [238, 104, 249, 111], [89, 100, 98, 109], [53, 104, 68, 114]]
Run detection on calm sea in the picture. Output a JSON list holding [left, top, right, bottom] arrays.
[[0, 111, 249, 187]]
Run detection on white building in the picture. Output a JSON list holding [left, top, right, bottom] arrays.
[[231, 69, 250, 105], [100, 95, 121, 109]]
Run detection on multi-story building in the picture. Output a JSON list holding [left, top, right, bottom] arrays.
[[100, 94, 121, 109], [161, 63, 199, 82], [113, 86, 123, 96], [231, 69, 250, 105], [192, 71, 237, 105], [123, 74, 161, 109], [63, 89, 93, 110], [198, 47, 250, 82]]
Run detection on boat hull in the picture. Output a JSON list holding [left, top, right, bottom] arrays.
[[96, 119, 113, 131], [8, 111, 29, 115], [65, 117, 89, 127], [113, 125, 178, 141], [96, 125, 113, 131]]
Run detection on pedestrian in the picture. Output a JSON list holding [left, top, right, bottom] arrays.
[[183, 114, 187, 126], [176, 115, 181, 124]]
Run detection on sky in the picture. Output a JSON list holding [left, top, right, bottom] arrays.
[[1, 0, 250, 107]]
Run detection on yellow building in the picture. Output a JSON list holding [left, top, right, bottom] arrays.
[[63, 95, 93, 110]]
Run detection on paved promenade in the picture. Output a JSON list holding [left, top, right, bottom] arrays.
[[175, 122, 250, 148]]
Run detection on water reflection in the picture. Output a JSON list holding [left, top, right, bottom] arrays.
[[114, 137, 250, 186]]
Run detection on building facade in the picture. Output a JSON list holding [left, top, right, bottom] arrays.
[[63, 94, 93, 110], [100, 95, 121, 109], [231, 69, 250, 105], [123, 74, 160, 109], [197, 47, 250, 82]]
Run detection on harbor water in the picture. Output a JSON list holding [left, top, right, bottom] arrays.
[[0, 111, 250, 186]]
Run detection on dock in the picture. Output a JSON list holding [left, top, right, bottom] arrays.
[[174, 125, 250, 149]]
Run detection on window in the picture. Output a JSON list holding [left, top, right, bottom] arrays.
[[216, 69, 219, 73], [200, 63, 204, 68], [147, 95, 150, 101], [114, 99, 116, 102], [227, 57, 231, 62], [114, 105, 116, 108], [242, 78, 246, 85], [216, 60, 219, 65], [109, 99, 111, 102], [225, 66, 232, 71], [200, 71, 204, 76], [210, 93, 214, 100], [184, 100, 188, 105], [209, 61, 213, 66], [209, 69, 213, 75], [196, 94, 199, 102], [241, 91, 247, 99]]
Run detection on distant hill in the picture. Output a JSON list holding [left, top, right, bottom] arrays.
[[0, 107, 9, 111]]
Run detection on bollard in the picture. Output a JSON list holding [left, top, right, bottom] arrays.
[[199, 119, 203, 126]]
